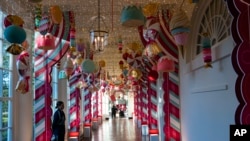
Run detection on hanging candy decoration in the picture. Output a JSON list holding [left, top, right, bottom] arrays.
[[143, 40, 161, 59], [81, 59, 96, 73], [120, 5, 145, 27], [119, 60, 124, 69], [64, 57, 75, 79], [169, 6, 190, 57], [202, 32, 212, 68], [117, 36, 123, 53], [4, 15, 24, 28], [34, 4, 42, 30], [76, 39, 85, 53], [49, 5, 63, 24], [36, 33, 56, 50], [126, 52, 142, 68], [142, 2, 159, 18], [99, 60, 106, 68], [157, 56, 175, 72], [38, 12, 51, 36], [4, 25, 26, 55], [15, 51, 30, 94]]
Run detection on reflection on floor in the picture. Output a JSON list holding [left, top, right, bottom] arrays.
[[80, 117, 149, 141]]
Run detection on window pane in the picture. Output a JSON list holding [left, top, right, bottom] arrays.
[[2, 70, 10, 97]]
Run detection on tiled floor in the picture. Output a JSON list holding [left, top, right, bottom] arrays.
[[80, 117, 149, 141]]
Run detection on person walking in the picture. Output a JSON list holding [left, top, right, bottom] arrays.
[[111, 105, 117, 118], [52, 101, 66, 141]]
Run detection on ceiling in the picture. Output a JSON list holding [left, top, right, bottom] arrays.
[[0, 0, 196, 76]]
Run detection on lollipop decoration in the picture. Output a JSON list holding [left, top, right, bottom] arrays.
[[202, 32, 212, 68]]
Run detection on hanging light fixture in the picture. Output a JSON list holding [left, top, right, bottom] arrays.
[[90, 0, 109, 53]]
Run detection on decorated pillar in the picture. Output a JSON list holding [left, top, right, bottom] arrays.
[[34, 11, 72, 141]]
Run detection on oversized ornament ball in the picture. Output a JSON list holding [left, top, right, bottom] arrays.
[[4, 25, 26, 44]]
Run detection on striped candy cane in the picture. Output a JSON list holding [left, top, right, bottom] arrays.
[[69, 73, 82, 132], [34, 11, 72, 141]]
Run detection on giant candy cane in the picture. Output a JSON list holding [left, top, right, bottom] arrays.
[[69, 73, 82, 132], [227, 0, 250, 124], [34, 11, 72, 141]]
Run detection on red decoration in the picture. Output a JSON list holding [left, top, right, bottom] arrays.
[[157, 56, 175, 72], [148, 70, 158, 81]]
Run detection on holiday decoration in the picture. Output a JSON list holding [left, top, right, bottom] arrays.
[[36, 33, 56, 50], [99, 60, 106, 68], [169, 8, 190, 57], [142, 2, 159, 17], [117, 36, 123, 53], [49, 5, 63, 24], [82, 59, 96, 73], [119, 60, 124, 69], [4, 15, 24, 27], [76, 39, 85, 53], [148, 70, 158, 82], [15, 51, 30, 94], [202, 32, 212, 68], [38, 12, 50, 35], [64, 57, 75, 79], [120, 5, 145, 27], [157, 56, 175, 72], [4, 25, 26, 44], [34, 4, 42, 30], [143, 41, 161, 59], [58, 70, 67, 79]]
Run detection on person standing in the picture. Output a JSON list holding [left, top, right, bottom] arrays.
[[52, 101, 66, 141], [111, 105, 117, 118]]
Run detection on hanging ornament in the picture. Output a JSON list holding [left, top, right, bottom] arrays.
[[63, 57, 74, 79], [148, 70, 158, 82], [99, 60, 106, 68], [143, 40, 161, 59], [4, 15, 24, 28], [120, 5, 145, 27], [202, 32, 212, 68], [117, 36, 123, 53], [34, 4, 42, 30], [157, 56, 175, 72], [36, 33, 56, 50], [142, 2, 159, 17], [76, 39, 85, 53], [38, 12, 51, 36], [169, 7, 190, 58], [49, 5, 63, 24], [119, 60, 124, 69]]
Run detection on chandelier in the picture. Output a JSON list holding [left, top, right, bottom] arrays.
[[90, 0, 109, 53]]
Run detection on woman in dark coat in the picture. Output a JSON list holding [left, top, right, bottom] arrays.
[[52, 101, 66, 141]]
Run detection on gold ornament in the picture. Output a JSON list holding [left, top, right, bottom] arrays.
[[143, 3, 159, 17]]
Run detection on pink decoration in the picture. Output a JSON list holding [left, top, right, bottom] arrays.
[[36, 34, 56, 50], [157, 56, 175, 72], [173, 32, 189, 46]]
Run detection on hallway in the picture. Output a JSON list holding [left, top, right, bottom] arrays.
[[80, 118, 147, 141]]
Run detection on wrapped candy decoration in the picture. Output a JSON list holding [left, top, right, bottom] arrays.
[[119, 60, 124, 69], [142, 3, 159, 17], [202, 33, 212, 68], [157, 56, 175, 72], [36, 33, 56, 50], [38, 13, 51, 35], [120, 5, 145, 27], [4, 15, 24, 27], [143, 41, 161, 59], [81, 59, 96, 73], [64, 57, 74, 79], [99, 60, 106, 68], [49, 5, 63, 24], [15, 51, 30, 94], [118, 36, 123, 53], [34, 4, 42, 29], [4, 25, 26, 44]]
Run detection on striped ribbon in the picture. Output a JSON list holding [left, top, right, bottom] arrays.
[[69, 73, 82, 132], [34, 11, 72, 141]]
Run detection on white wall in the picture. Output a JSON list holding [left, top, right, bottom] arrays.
[[180, 37, 238, 141]]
